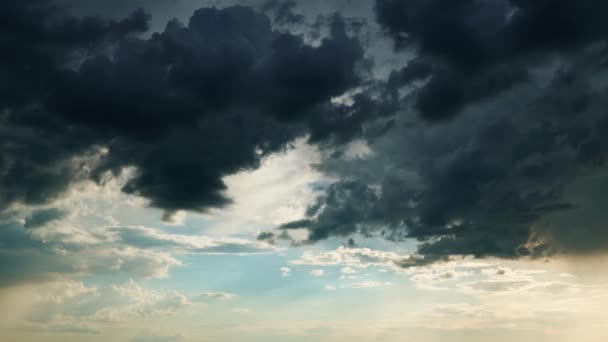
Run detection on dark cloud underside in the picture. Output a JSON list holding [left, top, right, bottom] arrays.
[[280, 0, 608, 260], [0, 0, 373, 217]]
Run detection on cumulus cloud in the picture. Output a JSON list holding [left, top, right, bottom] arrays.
[[0, 0, 379, 221], [0, 0, 149, 213], [284, 0, 608, 259], [290, 246, 412, 271], [310, 269, 325, 277], [0, 222, 182, 285], [340, 267, 357, 275], [280, 267, 292, 277]]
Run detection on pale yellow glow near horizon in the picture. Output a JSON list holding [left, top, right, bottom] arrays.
[[1, 253, 607, 342]]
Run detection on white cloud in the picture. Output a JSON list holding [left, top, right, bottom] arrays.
[[0, 213, 279, 285], [480, 267, 546, 277], [16, 279, 197, 333], [350, 281, 392, 289], [194, 292, 236, 301], [310, 269, 325, 277], [2, 277, 241, 338], [104, 225, 279, 255], [280, 267, 291, 277], [409, 270, 474, 284], [418, 280, 608, 334], [0, 229, 183, 283], [291, 246, 409, 271], [340, 267, 357, 275]]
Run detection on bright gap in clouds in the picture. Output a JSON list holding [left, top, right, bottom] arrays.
[[199, 137, 330, 238]]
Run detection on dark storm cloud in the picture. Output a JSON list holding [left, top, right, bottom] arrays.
[[0, 0, 149, 211], [256, 229, 294, 245], [376, 0, 608, 120], [262, 0, 305, 26], [276, 0, 608, 260], [280, 181, 381, 241], [0, 0, 371, 217], [256, 231, 276, 244]]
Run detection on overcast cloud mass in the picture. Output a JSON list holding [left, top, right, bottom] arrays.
[[1, 1, 608, 341]]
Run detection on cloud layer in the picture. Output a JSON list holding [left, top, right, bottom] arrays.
[[279, 0, 608, 260], [1, 0, 374, 220]]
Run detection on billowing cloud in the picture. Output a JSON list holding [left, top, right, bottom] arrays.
[[0, 0, 375, 220], [277, 0, 608, 262], [340, 266, 357, 275], [376, 0, 608, 120], [290, 246, 409, 270], [310, 269, 325, 277], [0, 0, 149, 211]]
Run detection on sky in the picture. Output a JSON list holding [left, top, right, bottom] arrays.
[[2, 0, 608, 341]]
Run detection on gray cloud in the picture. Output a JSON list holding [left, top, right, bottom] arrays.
[[0, 0, 375, 220], [283, 41, 608, 260], [23, 208, 68, 229], [376, 0, 608, 120]]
